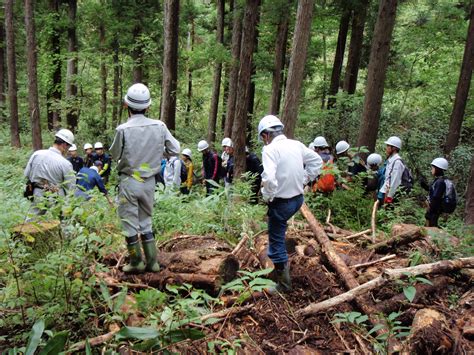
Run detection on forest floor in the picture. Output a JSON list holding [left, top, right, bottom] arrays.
[[97, 219, 474, 354]]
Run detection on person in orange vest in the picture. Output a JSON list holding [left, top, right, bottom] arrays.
[[312, 136, 336, 194]]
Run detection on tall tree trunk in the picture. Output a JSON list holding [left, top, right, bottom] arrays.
[[185, 20, 194, 123], [161, 0, 180, 131], [25, 0, 42, 150], [465, 156, 474, 225], [99, 22, 107, 130], [327, 7, 351, 109], [231, 0, 260, 179], [66, 0, 78, 131], [5, 0, 20, 148], [221, 0, 234, 132], [207, 0, 225, 144], [112, 36, 120, 126], [132, 24, 144, 83], [321, 31, 327, 109], [47, 0, 61, 130], [269, 0, 291, 115], [246, 10, 260, 144], [224, 2, 243, 138], [444, 5, 474, 156], [0, 21, 5, 115], [343, 0, 369, 94], [357, 0, 398, 152], [281, 0, 315, 138]]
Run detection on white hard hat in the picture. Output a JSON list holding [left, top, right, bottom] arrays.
[[182, 148, 192, 158], [367, 153, 383, 166], [335, 140, 350, 155], [55, 129, 74, 146], [313, 136, 329, 148], [308, 142, 315, 150], [384, 136, 402, 149], [84, 143, 93, 150], [94, 142, 104, 149], [221, 137, 233, 147], [197, 140, 209, 152], [68, 144, 77, 152], [431, 157, 448, 170], [245, 146, 249, 153], [124, 83, 151, 110], [257, 115, 284, 139]]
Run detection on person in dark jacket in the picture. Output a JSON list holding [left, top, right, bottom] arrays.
[[94, 142, 112, 184], [197, 140, 219, 195], [75, 161, 109, 200], [425, 158, 448, 227], [83, 143, 95, 167], [67, 144, 84, 173], [245, 147, 263, 203]]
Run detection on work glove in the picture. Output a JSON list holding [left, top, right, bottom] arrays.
[[384, 196, 393, 204]]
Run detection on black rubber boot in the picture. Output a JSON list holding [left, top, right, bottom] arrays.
[[141, 233, 160, 272], [123, 235, 145, 273], [266, 262, 292, 294]]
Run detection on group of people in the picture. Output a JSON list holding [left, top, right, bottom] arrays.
[[23, 82, 457, 295]]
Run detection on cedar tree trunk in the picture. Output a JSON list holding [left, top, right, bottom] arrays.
[[465, 156, 474, 225], [66, 0, 78, 131], [99, 22, 107, 130]]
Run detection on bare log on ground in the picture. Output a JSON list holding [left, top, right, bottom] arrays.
[[300, 203, 377, 316], [69, 324, 120, 351], [350, 254, 396, 269], [297, 257, 474, 316], [368, 225, 426, 253], [344, 229, 371, 240], [371, 200, 379, 241], [376, 276, 452, 314], [157, 249, 239, 282]]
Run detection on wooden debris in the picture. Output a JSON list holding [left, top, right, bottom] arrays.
[[344, 229, 371, 240], [297, 257, 474, 316], [232, 234, 249, 255], [69, 323, 120, 351], [368, 225, 427, 253], [350, 254, 396, 269], [371, 200, 379, 241]]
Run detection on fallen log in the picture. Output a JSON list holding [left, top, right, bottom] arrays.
[[299, 203, 377, 316], [375, 276, 452, 314], [368, 225, 427, 253], [371, 200, 379, 241], [296, 257, 474, 316]]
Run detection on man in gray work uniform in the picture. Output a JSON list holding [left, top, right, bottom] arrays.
[[24, 129, 76, 217], [110, 83, 180, 273]]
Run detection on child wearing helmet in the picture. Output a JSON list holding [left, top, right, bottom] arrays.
[[426, 158, 456, 227]]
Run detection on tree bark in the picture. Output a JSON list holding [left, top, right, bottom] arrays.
[[281, 0, 315, 138], [357, 0, 398, 152], [269, 0, 291, 115], [185, 20, 194, 124], [327, 7, 351, 109], [5, 0, 20, 147], [66, 0, 78, 132], [0, 21, 5, 114], [465, 156, 474, 225], [25, 0, 42, 150], [207, 0, 225, 144], [246, 10, 260, 145], [112, 37, 120, 126], [46, 0, 61, 130], [160, 0, 180, 131], [343, 0, 369, 94], [224, 2, 243, 138], [231, 0, 260, 179], [99, 22, 107, 131], [368, 225, 426, 253], [131, 23, 144, 83], [444, 5, 474, 156]]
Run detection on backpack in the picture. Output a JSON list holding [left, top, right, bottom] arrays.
[[390, 158, 414, 192], [314, 161, 336, 193], [179, 160, 188, 183], [442, 178, 457, 213]]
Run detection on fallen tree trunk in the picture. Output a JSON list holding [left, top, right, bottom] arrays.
[[299, 203, 378, 316], [368, 225, 426, 253], [297, 257, 474, 316]]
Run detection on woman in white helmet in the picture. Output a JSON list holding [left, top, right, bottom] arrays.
[[426, 157, 455, 227]]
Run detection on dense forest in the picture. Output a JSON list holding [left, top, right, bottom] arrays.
[[0, 0, 473, 353]]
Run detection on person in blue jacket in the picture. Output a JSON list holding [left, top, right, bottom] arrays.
[[426, 158, 449, 227], [75, 161, 109, 201]]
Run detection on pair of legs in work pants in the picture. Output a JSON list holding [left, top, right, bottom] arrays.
[[118, 175, 159, 272], [267, 194, 304, 292]]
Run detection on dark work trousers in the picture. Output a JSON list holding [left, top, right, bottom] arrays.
[[267, 194, 304, 264]]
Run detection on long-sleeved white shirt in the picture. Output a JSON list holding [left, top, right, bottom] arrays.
[[24, 147, 75, 195], [380, 153, 405, 198], [261, 135, 323, 201], [163, 157, 182, 188]]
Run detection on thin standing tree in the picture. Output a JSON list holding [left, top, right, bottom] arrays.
[[132, 23, 144, 83], [343, 0, 369, 94], [5, 0, 20, 147], [465, 156, 474, 225], [207, 0, 225, 144], [231, 0, 260, 178], [0, 21, 5, 113], [224, 1, 243, 138], [327, 5, 351, 108], [112, 36, 120, 126], [357, 0, 398, 152], [161, 0, 180, 131], [66, 0, 78, 131], [25, 0, 42, 150], [47, 0, 61, 130], [281, 0, 315, 138], [444, 5, 474, 156], [99, 21, 107, 130]]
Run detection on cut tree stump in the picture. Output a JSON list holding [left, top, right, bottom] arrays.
[[12, 220, 61, 259], [254, 233, 299, 269], [368, 224, 427, 253], [159, 234, 232, 252]]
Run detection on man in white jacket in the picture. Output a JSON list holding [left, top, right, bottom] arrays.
[[379, 136, 405, 206], [163, 155, 182, 189]]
